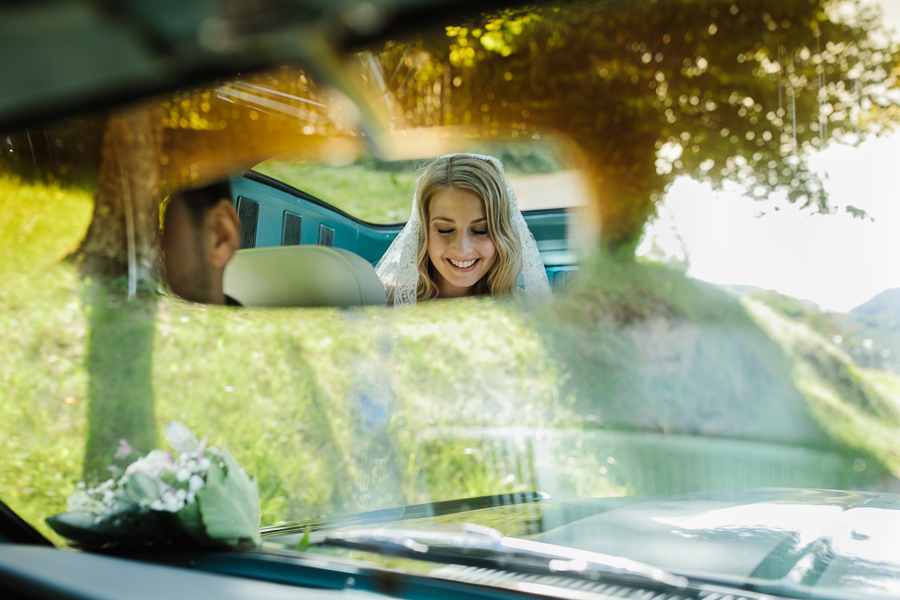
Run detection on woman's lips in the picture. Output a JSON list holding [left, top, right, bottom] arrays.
[[448, 258, 478, 271]]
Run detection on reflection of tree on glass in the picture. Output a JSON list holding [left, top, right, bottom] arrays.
[[72, 103, 163, 482], [374, 0, 900, 254], [376, 153, 551, 304]]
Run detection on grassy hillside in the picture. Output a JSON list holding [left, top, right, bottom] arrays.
[[841, 288, 900, 372], [536, 256, 900, 488], [743, 294, 900, 477], [538, 258, 831, 445]]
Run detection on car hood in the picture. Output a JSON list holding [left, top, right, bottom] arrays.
[[536, 488, 900, 598]]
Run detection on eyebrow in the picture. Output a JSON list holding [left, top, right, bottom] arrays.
[[430, 216, 487, 224]]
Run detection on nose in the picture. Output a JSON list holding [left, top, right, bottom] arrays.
[[452, 232, 473, 254]]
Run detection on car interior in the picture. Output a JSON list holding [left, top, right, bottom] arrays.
[[223, 245, 387, 307]]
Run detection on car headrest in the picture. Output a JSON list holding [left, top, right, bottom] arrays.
[[223, 246, 386, 307]]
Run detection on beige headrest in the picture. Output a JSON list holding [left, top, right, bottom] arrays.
[[224, 246, 386, 307]]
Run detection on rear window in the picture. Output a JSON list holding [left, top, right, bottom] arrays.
[[252, 141, 587, 224]]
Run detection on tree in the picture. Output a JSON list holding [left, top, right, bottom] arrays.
[[72, 102, 163, 481], [373, 0, 900, 254], [70, 73, 338, 480]]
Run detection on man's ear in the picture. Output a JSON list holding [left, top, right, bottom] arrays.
[[208, 199, 241, 269]]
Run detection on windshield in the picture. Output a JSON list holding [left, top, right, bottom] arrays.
[[3, 0, 900, 599]]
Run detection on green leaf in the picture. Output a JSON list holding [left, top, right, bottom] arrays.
[[174, 499, 206, 543], [195, 448, 261, 546], [125, 472, 160, 503], [46, 510, 98, 540], [46, 510, 184, 547], [165, 421, 200, 454], [297, 524, 311, 551]]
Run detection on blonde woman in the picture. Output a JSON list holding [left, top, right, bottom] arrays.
[[376, 153, 551, 305]]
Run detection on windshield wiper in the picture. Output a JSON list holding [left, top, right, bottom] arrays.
[[320, 523, 689, 590]]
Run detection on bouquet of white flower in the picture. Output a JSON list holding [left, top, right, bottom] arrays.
[[47, 422, 260, 548]]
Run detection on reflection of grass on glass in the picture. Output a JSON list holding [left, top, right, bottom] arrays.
[[0, 173, 587, 539], [5, 174, 900, 546], [252, 160, 417, 224], [150, 297, 579, 525]]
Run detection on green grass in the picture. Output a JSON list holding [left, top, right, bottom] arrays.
[[252, 160, 417, 224], [0, 176, 93, 544], [3, 173, 900, 546], [150, 297, 585, 523], [0, 173, 592, 539], [535, 256, 835, 446], [743, 297, 900, 478]]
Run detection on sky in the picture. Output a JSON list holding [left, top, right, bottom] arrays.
[[639, 1, 900, 314], [642, 132, 900, 313], [881, 0, 900, 35]]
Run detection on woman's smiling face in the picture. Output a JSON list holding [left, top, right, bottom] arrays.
[[427, 187, 498, 298]]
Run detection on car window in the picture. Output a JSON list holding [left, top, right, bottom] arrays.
[[252, 140, 585, 225], [251, 157, 419, 224]]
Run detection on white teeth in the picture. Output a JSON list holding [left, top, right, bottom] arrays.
[[449, 258, 476, 268]]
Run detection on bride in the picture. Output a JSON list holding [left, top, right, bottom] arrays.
[[375, 153, 551, 305]]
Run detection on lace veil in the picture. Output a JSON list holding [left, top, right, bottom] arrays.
[[375, 153, 552, 305]]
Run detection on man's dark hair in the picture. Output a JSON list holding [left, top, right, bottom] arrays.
[[169, 181, 232, 226]]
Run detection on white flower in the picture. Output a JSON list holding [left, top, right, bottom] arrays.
[[162, 491, 181, 512], [66, 490, 105, 515], [57, 422, 259, 548], [125, 449, 173, 478]]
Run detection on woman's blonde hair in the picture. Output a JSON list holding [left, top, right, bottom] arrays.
[[414, 155, 522, 300]]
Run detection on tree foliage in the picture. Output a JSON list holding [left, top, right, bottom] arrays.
[[372, 0, 900, 253]]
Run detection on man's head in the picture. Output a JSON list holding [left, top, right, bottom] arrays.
[[162, 181, 241, 305]]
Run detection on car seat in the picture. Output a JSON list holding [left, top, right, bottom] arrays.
[[223, 246, 386, 307]]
